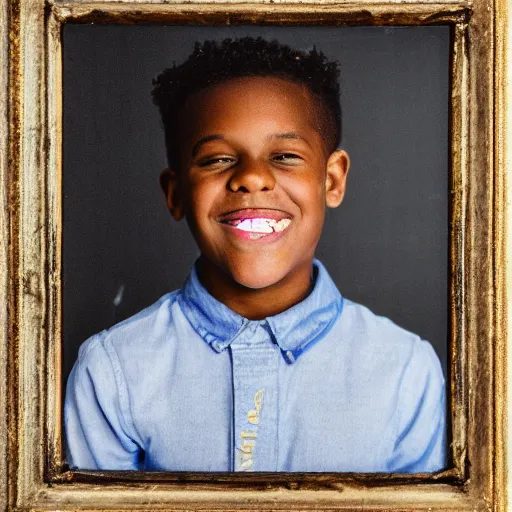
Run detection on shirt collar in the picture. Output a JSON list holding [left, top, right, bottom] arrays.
[[177, 258, 343, 364]]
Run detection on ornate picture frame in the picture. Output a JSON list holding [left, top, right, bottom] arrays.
[[0, 0, 509, 509]]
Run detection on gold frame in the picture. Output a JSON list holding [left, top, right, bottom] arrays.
[[0, 0, 509, 509]]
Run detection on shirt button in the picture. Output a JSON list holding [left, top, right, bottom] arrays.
[[285, 350, 296, 364]]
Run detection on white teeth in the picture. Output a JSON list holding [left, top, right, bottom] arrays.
[[274, 218, 292, 232], [249, 233, 266, 240], [235, 218, 274, 233], [231, 217, 292, 234]]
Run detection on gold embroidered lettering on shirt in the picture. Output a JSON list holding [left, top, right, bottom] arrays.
[[237, 389, 265, 471], [237, 454, 254, 471], [248, 388, 264, 424], [248, 410, 258, 424], [241, 440, 254, 453], [237, 440, 255, 470]]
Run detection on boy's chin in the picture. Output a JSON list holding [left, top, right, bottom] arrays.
[[234, 276, 279, 290], [227, 264, 292, 291]]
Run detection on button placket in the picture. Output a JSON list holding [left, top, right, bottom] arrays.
[[230, 323, 280, 472]]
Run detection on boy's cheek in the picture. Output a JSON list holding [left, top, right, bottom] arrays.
[[280, 173, 326, 200]]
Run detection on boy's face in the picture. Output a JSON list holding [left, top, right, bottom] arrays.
[[161, 76, 349, 290]]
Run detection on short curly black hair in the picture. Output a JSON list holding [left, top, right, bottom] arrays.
[[152, 37, 342, 169]]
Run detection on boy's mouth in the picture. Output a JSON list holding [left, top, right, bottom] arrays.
[[217, 209, 292, 239]]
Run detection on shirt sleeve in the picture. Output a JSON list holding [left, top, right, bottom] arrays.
[[64, 334, 143, 470], [388, 338, 447, 473]]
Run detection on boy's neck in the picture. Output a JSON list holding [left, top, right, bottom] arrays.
[[196, 256, 314, 320]]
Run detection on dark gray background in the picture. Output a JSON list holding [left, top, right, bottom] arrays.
[[62, 25, 450, 386]]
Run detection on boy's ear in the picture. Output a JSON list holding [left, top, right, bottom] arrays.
[[325, 150, 350, 208], [159, 168, 184, 221]]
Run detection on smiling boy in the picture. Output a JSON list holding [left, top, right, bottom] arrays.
[[65, 37, 446, 472]]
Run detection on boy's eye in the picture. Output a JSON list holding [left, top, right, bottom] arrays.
[[198, 156, 236, 167], [272, 153, 303, 163]]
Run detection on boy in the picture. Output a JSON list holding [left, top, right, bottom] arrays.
[[65, 37, 446, 472]]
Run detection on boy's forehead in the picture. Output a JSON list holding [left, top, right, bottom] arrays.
[[181, 76, 324, 140], [190, 76, 314, 107]]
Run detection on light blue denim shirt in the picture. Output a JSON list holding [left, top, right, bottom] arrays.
[[65, 259, 446, 472]]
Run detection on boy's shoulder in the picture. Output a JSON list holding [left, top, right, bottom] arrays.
[[76, 291, 181, 364], [342, 298, 421, 348], [338, 297, 443, 381]]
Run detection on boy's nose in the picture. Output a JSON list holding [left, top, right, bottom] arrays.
[[228, 160, 276, 193]]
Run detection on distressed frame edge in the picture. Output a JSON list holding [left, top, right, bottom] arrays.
[[3, 0, 507, 509], [0, 0, 11, 508], [50, 1, 472, 24], [46, 0, 63, 479], [4, 0, 22, 511], [448, 18, 469, 477], [493, 0, 510, 509]]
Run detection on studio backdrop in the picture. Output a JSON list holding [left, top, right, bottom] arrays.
[[62, 25, 449, 394]]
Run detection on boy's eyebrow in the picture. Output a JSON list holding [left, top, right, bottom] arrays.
[[270, 132, 304, 141], [192, 132, 309, 157], [192, 134, 224, 157], [270, 132, 312, 149]]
